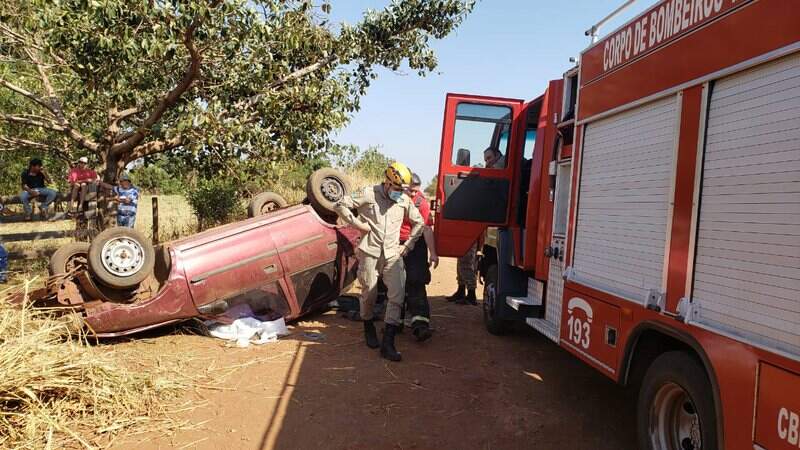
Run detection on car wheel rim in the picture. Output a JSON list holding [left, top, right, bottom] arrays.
[[101, 236, 145, 277], [320, 177, 344, 203], [649, 382, 702, 450], [66, 254, 88, 272], [261, 201, 278, 213]]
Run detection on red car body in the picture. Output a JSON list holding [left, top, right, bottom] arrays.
[[82, 205, 360, 337]]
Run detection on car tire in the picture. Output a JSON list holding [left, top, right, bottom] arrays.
[[482, 264, 510, 335], [248, 191, 288, 218], [306, 168, 351, 217], [637, 351, 718, 450], [49, 242, 90, 275], [88, 227, 155, 289]]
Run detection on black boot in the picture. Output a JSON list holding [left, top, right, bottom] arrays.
[[446, 285, 465, 302], [380, 324, 402, 362], [456, 288, 477, 305], [412, 321, 432, 342], [363, 320, 380, 349]]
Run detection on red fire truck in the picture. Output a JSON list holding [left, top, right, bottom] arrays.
[[433, 1, 799, 449]]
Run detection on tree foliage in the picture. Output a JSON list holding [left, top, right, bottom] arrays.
[[0, 0, 474, 191], [424, 174, 437, 198]]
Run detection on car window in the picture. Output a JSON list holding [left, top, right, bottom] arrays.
[[451, 103, 511, 169]]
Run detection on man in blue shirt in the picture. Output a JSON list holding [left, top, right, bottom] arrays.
[[113, 173, 139, 228]]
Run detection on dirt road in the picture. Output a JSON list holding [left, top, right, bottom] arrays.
[[116, 258, 637, 450]]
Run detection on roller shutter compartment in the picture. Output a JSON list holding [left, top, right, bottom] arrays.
[[692, 53, 800, 356], [572, 95, 678, 302]]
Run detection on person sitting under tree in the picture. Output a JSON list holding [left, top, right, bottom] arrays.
[[19, 158, 58, 221], [67, 156, 98, 214]]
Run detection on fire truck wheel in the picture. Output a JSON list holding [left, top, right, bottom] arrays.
[[88, 227, 155, 290], [49, 242, 90, 275], [482, 264, 510, 335], [306, 168, 351, 217], [637, 351, 718, 450], [248, 192, 288, 218]]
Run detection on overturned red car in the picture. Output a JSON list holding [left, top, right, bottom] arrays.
[[26, 168, 360, 337]]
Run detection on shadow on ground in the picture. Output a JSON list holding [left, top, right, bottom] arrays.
[[114, 259, 637, 450]]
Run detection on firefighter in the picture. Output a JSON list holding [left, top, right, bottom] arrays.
[[334, 162, 424, 362], [446, 242, 478, 305], [401, 173, 439, 341]]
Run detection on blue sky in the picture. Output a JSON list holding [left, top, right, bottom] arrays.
[[330, 0, 656, 184]]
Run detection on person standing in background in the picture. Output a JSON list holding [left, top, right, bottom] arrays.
[[401, 172, 439, 341], [107, 173, 139, 228]]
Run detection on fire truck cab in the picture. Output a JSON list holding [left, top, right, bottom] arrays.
[[434, 1, 799, 449]]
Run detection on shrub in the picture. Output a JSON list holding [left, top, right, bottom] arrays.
[[186, 178, 243, 229], [130, 163, 186, 195]]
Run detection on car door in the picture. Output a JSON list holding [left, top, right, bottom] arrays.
[[268, 210, 340, 315], [180, 219, 290, 317], [434, 93, 525, 256]]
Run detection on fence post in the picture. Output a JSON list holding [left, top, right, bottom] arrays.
[[152, 196, 159, 245]]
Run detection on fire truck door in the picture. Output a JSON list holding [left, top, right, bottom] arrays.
[[435, 94, 524, 257], [530, 160, 571, 342]]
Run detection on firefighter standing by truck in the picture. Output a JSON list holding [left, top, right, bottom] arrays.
[[334, 162, 424, 362], [401, 173, 439, 341]]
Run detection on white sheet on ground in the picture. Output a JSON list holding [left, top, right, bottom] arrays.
[[204, 304, 289, 347]]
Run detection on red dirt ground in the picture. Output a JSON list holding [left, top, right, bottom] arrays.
[[114, 258, 637, 450]]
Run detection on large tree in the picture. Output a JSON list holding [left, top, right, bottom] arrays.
[[0, 0, 472, 216]]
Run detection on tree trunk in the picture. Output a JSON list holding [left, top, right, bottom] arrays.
[[97, 149, 126, 230]]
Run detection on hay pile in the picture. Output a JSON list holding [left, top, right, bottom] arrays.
[[0, 283, 192, 449]]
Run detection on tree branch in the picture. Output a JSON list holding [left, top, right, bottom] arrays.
[[0, 78, 57, 114], [22, 48, 101, 152], [111, 10, 213, 157], [129, 134, 186, 161], [0, 113, 65, 132], [0, 135, 72, 162], [219, 55, 337, 121], [268, 57, 335, 90]]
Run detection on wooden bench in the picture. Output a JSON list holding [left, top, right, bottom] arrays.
[[0, 192, 68, 214]]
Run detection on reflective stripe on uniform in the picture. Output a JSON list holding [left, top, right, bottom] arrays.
[[411, 315, 430, 323]]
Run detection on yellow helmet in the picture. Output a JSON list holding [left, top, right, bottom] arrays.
[[385, 161, 412, 188]]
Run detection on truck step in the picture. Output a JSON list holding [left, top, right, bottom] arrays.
[[506, 295, 537, 311], [526, 317, 560, 343]]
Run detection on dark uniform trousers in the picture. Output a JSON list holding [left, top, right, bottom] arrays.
[[401, 237, 431, 325]]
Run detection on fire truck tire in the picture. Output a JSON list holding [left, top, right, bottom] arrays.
[[306, 168, 351, 217], [248, 192, 288, 218], [49, 242, 90, 275], [88, 227, 155, 290], [637, 351, 718, 450], [482, 264, 510, 335]]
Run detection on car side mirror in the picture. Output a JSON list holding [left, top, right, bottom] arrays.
[[456, 148, 471, 166]]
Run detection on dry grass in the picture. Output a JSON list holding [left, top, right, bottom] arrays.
[[134, 195, 197, 242], [0, 282, 200, 449], [343, 169, 381, 192], [0, 169, 383, 449]]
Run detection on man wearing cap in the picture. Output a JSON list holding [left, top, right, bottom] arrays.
[[67, 156, 98, 214], [401, 172, 439, 341], [334, 162, 424, 362], [112, 173, 139, 228]]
